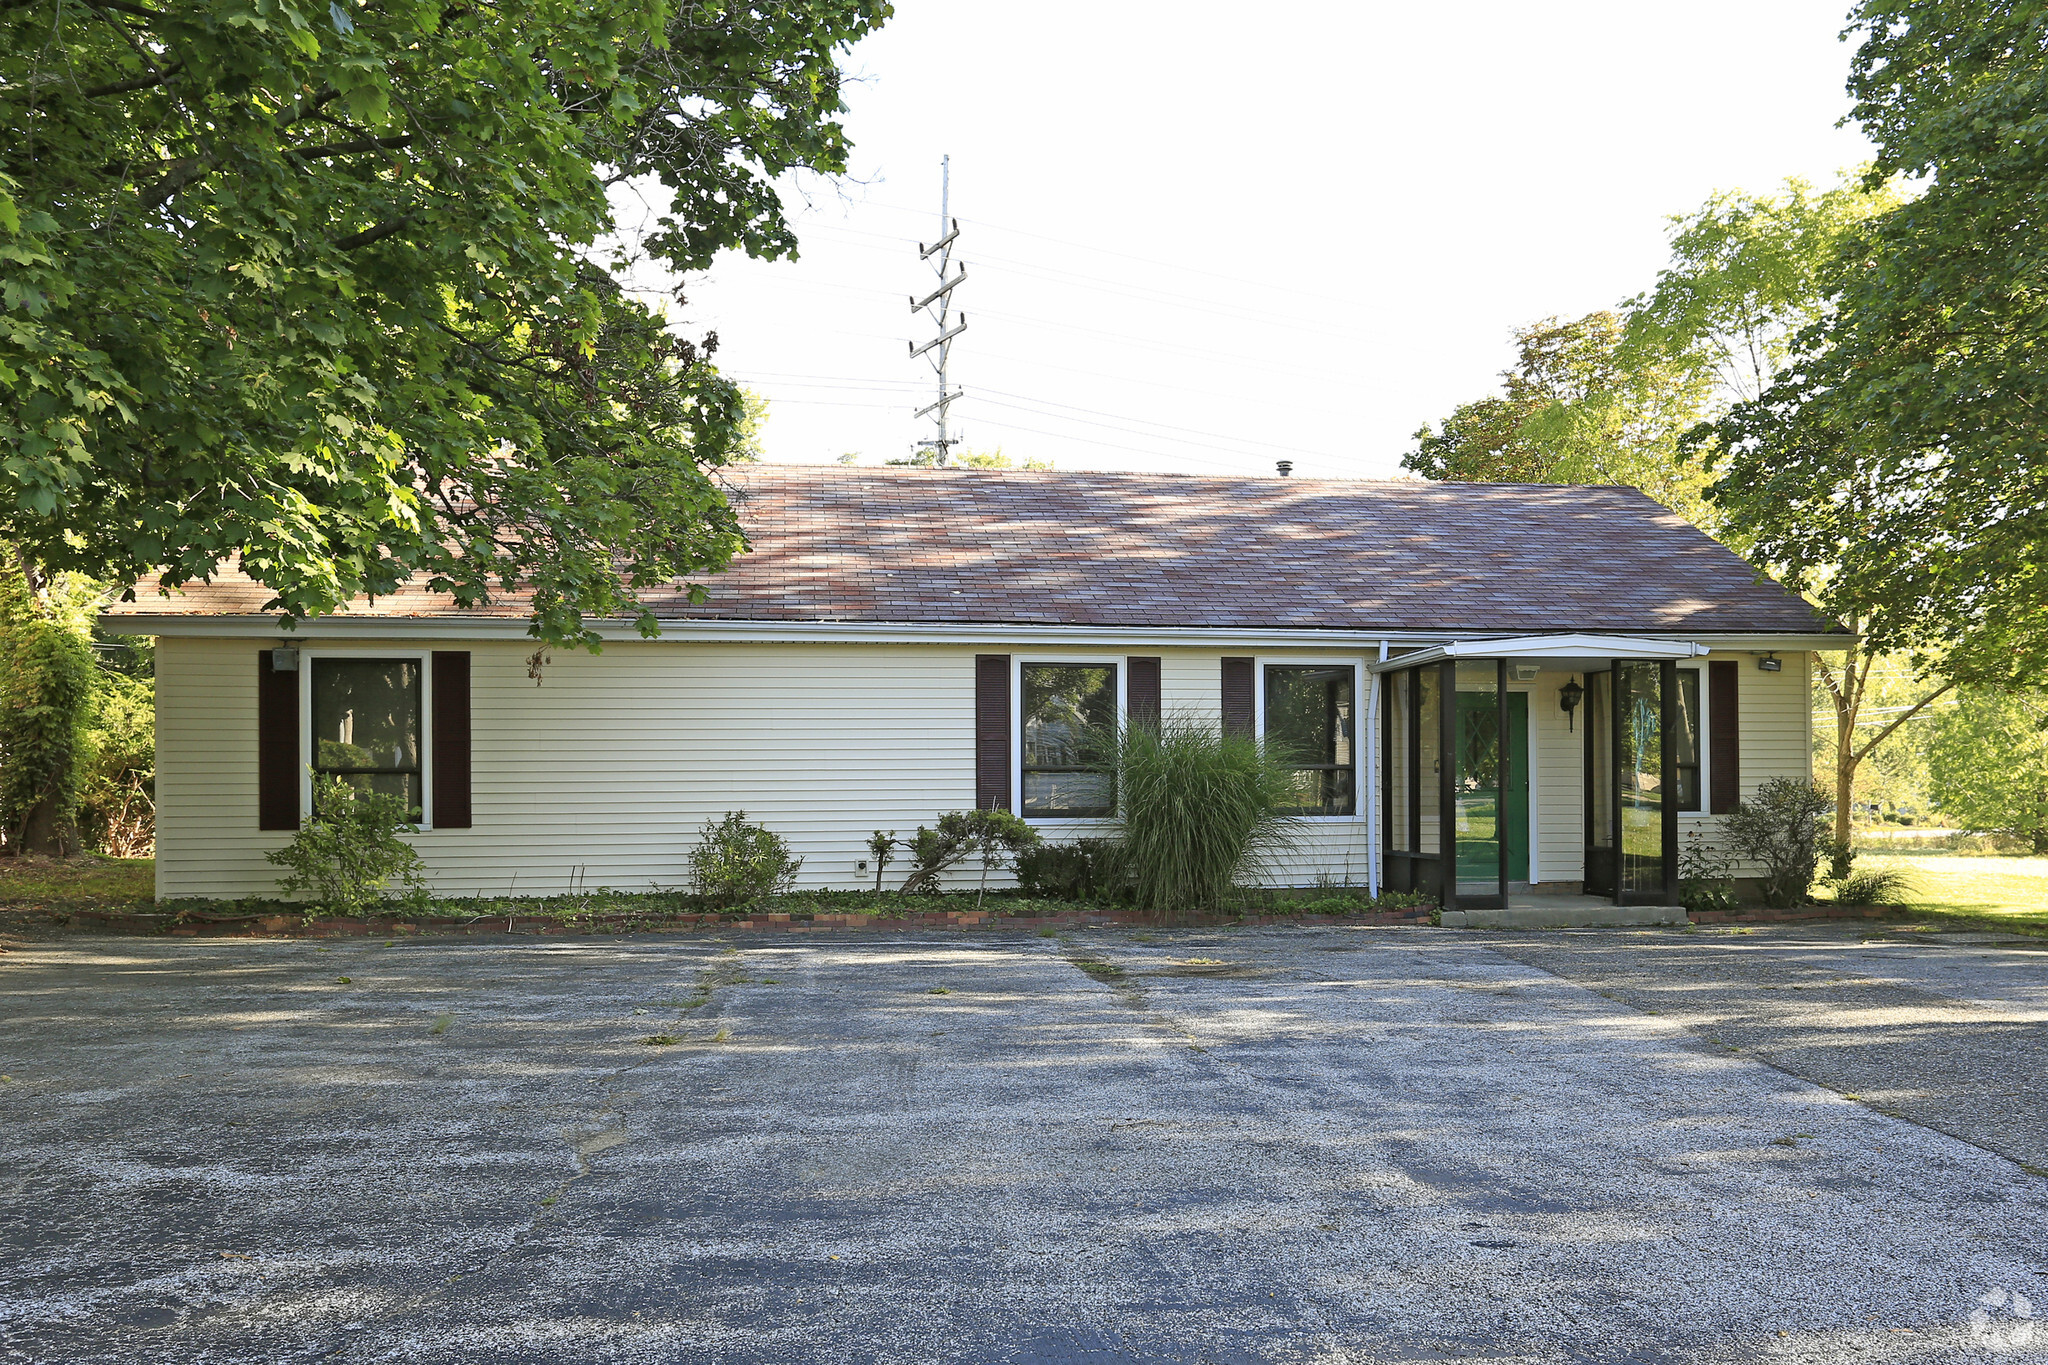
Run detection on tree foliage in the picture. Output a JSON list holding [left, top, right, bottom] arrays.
[[0, 553, 97, 854], [1927, 688, 2048, 852], [1625, 177, 1900, 409], [1404, 312, 1714, 519], [1, 0, 888, 648], [1705, 1, 2048, 675]]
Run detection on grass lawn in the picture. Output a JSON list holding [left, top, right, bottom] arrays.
[[1849, 851, 2048, 934], [0, 855, 154, 907]]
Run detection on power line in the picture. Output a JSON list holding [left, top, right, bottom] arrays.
[[730, 370, 1367, 464], [795, 220, 1394, 343], [813, 198, 1399, 318]]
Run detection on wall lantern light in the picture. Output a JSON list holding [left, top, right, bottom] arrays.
[[1757, 652, 1783, 672], [271, 644, 300, 672], [1558, 676, 1585, 731]]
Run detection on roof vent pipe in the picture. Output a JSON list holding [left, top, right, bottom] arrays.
[[1275, 461, 1293, 477]]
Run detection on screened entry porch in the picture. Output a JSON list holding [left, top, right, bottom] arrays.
[[1369, 636, 1709, 913]]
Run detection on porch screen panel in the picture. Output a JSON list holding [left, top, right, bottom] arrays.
[[1588, 672, 1614, 849], [1454, 661, 1502, 897], [1415, 666, 1442, 855], [1385, 672, 1412, 852], [1617, 661, 1665, 894]]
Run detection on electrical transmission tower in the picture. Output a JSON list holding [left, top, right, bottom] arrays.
[[908, 154, 965, 463]]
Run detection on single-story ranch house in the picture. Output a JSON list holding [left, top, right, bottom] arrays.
[[104, 465, 1844, 916]]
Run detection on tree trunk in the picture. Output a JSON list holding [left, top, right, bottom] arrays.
[[1832, 681, 1858, 880]]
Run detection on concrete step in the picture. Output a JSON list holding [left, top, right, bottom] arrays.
[[1442, 904, 1687, 929]]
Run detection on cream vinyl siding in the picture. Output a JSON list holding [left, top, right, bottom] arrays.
[[156, 636, 978, 899], [151, 636, 1819, 900]]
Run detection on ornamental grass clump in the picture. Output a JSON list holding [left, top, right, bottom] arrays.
[[1113, 715, 1302, 919]]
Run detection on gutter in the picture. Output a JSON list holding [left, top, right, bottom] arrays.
[[97, 614, 1855, 654]]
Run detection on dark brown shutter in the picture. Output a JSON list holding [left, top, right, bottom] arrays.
[[257, 651, 300, 831], [1709, 659, 1740, 814], [975, 654, 1012, 810], [1221, 657, 1255, 738], [1127, 656, 1161, 730], [432, 651, 473, 828]]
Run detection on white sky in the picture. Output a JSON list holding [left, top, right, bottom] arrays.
[[624, 0, 1873, 479]]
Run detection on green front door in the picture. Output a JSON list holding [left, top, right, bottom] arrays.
[[1454, 691, 1530, 883]]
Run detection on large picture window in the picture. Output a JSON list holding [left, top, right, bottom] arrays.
[[1265, 664, 1356, 816], [1021, 663, 1117, 817], [1674, 668, 1701, 813], [312, 658, 423, 817]]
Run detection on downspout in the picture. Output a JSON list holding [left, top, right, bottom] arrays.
[[1366, 639, 1388, 896]]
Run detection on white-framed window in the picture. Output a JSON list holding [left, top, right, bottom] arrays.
[[1257, 658, 1361, 820], [1015, 657, 1122, 820], [300, 650, 434, 827]]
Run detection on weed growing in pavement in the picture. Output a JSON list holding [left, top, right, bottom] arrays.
[[429, 1013, 452, 1035], [642, 1034, 679, 1046], [927, 986, 952, 994]]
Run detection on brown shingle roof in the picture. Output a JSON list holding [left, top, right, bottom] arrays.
[[106, 465, 1832, 634]]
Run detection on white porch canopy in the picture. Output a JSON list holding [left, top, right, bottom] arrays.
[[1366, 633, 1711, 674]]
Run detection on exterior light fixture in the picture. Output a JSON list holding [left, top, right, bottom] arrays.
[[271, 644, 300, 672], [1558, 676, 1584, 731], [1757, 652, 1783, 672]]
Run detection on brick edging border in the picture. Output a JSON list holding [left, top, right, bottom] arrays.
[[1686, 905, 1907, 924], [51, 906, 1437, 939]]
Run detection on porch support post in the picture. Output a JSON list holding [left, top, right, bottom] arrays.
[[1497, 656, 1509, 906], [1439, 658, 1457, 914], [1365, 644, 1385, 896], [1661, 657, 1680, 905], [1609, 658, 1624, 904]]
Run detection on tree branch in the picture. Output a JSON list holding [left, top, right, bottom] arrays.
[[286, 134, 414, 160], [334, 213, 416, 250], [139, 155, 215, 210], [1849, 680, 1956, 764]]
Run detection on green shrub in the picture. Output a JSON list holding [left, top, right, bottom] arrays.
[[894, 810, 1040, 897], [1113, 714, 1301, 918], [265, 773, 430, 916], [1015, 838, 1129, 900], [1678, 826, 1739, 914], [1722, 777, 1832, 908], [688, 811, 802, 908]]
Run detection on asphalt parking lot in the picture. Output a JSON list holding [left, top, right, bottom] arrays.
[[3, 925, 2045, 1364]]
